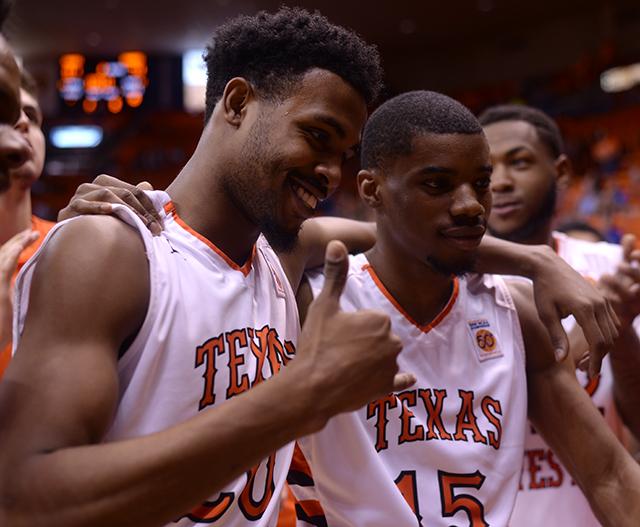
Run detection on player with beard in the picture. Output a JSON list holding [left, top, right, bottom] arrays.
[[0, 9, 417, 527], [479, 103, 640, 527], [288, 92, 640, 527]]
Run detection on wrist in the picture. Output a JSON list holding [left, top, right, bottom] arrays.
[[519, 244, 554, 279]]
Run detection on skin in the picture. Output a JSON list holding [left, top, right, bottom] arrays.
[[295, 130, 640, 526], [484, 118, 640, 438], [0, 34, 29, 191], [0, 69, 415, 527]]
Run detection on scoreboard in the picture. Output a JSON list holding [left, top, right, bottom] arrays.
[[58, 52, 148, 114]]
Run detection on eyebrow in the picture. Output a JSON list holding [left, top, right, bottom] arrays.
[[314, 114, 346, 139], [420, 166, 455, 175], [504, 146, 530, 157]]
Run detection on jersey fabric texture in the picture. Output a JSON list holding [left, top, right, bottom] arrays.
[[0, 214, 54, 377], [289, 253, 527, 527], [509, 231, 628, 527], [13, 191, 299, 527]]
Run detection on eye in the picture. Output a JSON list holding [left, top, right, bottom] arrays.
[[422, 177, 450, 193], [306, 127, 329, 145], [474, 176, 491, 190], [23, 107, 42, 126], [510, 157, 532, 169]]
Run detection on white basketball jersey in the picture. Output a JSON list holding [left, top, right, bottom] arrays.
[[289, 254, 527, 527], [13, 191, 300, 527], [509, 231, 627, 527]]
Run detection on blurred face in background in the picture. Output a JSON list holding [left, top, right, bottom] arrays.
[[0, 34, 29, 191], [483, 120, 566, 244], [10, 88, 45, 187]]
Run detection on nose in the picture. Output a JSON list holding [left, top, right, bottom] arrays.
[[490, 163, 514, 193], [314, 160, 342, 197], [0, 125, 30, 173], [450, 183, 485, 219], [13, 108, 29, 134]]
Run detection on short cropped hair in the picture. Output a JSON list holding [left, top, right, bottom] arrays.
[[361, 90, 482, 170], [203, 7, 383, 123], [478, 104, 564, 158], [555, 219, 605, 242]]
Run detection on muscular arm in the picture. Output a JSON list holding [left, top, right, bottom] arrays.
[[0, 221, 407, 527], [0, 218, 315, 527], [510, 281, 640, 527]]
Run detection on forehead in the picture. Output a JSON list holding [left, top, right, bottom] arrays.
[[398, 132, 490, 169], [280, 68, 368, 141], [20, 87, 39, 109], [483, 120, 546, 156]]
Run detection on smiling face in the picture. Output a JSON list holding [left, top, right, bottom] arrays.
[[484, 120, 565, 244], [367, 132, 492, 276], [221, 68, 368, 251]]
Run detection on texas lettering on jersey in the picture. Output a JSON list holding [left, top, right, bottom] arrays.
[[367, 388, 504, 452], [519, 374, 602, 491], [179, 326, 296, 524]]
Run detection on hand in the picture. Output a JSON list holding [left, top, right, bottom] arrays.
[[292, 240, 415, 430], [530, 245, 619, 378], [57, 174, 163, 235], [598, 234, 640, 329], [0, 229, 39, 349]]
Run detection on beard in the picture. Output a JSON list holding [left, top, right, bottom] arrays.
[[489, 182, 556, 244], [426, 253, 477, 277], [220, 115, 300, 253]]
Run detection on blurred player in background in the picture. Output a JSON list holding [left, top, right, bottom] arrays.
[[479, 103, 640, 527]]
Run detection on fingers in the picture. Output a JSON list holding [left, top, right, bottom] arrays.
[[392, 372, 417, 392], [588, 349, 604, 380], [573, 306, 608, 372], [622, 233, 636, 262], [0, 229, 39, 278], [540, 310, 569, 361], [136, 181, 154, 191], [316, 240, 349, 306]]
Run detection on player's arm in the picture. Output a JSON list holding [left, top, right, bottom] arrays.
[[0, 221, 410, 527], [478, 235, 619, 376], [510, 280, 640, 527]]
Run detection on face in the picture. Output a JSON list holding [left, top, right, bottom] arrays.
[[9, 88, 45, 185], [372, 132, 492, 276], [221, 68, 368, 252], [483, 120, 559, 243], [0, 35, 28, 192]]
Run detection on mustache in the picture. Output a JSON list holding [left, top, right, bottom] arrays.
[[449, 216, 487, 228]]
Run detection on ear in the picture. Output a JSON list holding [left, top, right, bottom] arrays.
[[357, 169, 383, 208], [554, 154, 572, 191], [221, 77, 254, 127]]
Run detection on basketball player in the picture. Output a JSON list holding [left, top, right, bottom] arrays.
[[479, 104, 640, 526], [0, 0, 30, 191], [0, 70, 55, 374], [288, 91, 640, 527], [0, 9, 415, 527]]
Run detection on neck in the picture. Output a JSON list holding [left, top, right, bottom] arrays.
[[514, 220, 554, 248], [0, 181, 32, 245], [366, 234, 455, 328], [166, 125, 260, 266]]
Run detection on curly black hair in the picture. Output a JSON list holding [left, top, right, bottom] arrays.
[[478, 104, 564, 159], [203, 7, 383, 123], [361, 90, 482, 170]]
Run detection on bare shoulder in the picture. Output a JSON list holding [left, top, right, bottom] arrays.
[[19, 215, 150, 351]]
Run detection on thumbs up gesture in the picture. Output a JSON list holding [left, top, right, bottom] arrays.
[[293, 240, 415, 429]]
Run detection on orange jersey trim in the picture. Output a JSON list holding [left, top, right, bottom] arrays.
[[296, 499, 325, 518], [290, 443, 313, 479], [164, 202, 255, 277], [363, 263, 459, 334]]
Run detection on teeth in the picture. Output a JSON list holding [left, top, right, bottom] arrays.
[[293, 183, 318, 210]]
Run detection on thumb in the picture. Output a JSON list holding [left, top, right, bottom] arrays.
[[545, 316, 569, 362], [622, 233, 636, 263], [317, 240, 349, 305], [136, 181, 154, 191], [393, 372, 417, 392]]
